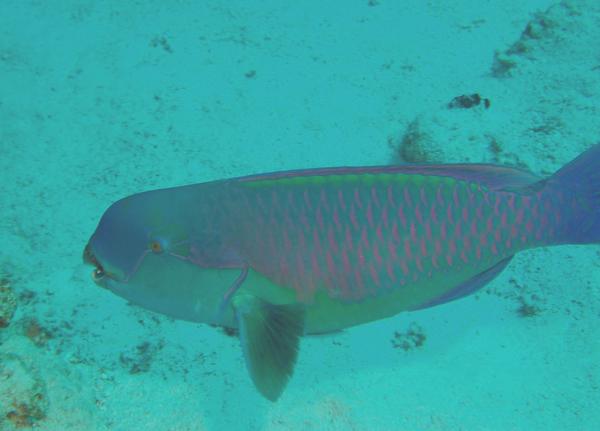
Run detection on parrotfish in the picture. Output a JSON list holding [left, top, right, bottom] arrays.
[[84, 145, 600, 401]]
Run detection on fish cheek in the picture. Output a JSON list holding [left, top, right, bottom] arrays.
[[130, 254, 180, 294], [123, 254, 227, 321]]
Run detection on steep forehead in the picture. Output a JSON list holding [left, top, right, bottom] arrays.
[[90, 194, 153, 275]]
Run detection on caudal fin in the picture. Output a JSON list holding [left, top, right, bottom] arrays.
[[545, 144, 600, 244]]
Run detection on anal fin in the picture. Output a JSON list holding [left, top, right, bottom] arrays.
[[410, 256, 514, 310]]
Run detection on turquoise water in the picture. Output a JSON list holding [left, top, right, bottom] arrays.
[[1, 1, 599, 429]]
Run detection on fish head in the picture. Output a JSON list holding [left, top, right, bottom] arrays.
[[84, 195, 149, 286], [83, 189, 241, 326]]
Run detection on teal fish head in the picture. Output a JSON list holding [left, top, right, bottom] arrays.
[[84, 191, 176, 302], [83, 190, 240, 326], [84, 196, 150, 285]]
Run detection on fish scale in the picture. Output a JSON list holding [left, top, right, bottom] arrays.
[[232, 172, 552, 305]]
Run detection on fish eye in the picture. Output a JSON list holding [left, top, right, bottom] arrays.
[[149, 240, 163, 254]]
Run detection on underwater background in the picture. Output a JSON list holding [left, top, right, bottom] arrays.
[[1, 0, 599, 430]]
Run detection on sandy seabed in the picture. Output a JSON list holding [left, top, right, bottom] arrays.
[[1, 1, 599, 430]]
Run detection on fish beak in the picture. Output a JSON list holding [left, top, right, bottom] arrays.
[[83, 242, 106, 282]]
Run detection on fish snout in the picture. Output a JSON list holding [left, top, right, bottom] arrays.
[[82, 242, 94, 265], [83, 242, 105, 282]]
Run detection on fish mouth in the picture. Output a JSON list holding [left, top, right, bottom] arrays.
[[83, 242, 106, 282]]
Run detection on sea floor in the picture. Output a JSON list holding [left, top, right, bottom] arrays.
[[1, 1, 599, 430]]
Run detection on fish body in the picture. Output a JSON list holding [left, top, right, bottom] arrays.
[[84, 145, 600, 400]]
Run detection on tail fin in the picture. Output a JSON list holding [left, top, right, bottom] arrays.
[[545, 144, 600, 244]]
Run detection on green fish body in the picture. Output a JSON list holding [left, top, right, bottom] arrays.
[[84, 145, 600, 400]]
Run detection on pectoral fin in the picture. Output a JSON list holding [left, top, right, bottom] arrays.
[[233, 295, 305, 401]]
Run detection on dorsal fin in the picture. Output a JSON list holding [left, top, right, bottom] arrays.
[[235, 163, 541, 192]]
